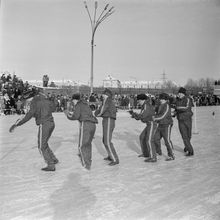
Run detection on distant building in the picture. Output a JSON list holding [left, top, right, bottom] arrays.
[[121, 80, 163, 89], [51, 79, 78, 87], [27, 79, 79, 87], [103, 75, 121, 88], [102, 74, 178, 89], [214, 85, 220, 96], [26, 80, 43, 87]]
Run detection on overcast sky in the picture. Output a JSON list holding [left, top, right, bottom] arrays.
[[0, 0, 220, 86]]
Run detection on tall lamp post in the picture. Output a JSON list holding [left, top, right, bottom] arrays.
[[84, 1, 115, 94]]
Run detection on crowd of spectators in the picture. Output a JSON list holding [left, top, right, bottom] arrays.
[[0, 72, 31, 115], [193, 94, 219, 106], [0, 72, 219, 116], [39, 92, 220, 113]]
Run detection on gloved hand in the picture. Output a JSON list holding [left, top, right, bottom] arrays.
[[128, 109, 133, 115], [9, 124, 17, 133], [134, 116, 139, 120], [89, 104, 96, 111], [171, 110, 177, 117], [131, 112, 140, 120], [130, 112, 138, 120]]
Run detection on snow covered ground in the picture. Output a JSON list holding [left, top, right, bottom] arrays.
[[0, 106, 220, 220]]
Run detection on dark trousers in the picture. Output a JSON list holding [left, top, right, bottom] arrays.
[[178, 119, 194, 154], [140, 122, 158, 159], [78, 121, 96, 169], [38, 121, 57, 165], [154, 124, 174, 157], [102, 117, 119, 163]]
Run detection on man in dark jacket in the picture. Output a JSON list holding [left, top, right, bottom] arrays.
[[129, 94, 157, 162], [9, 87, 58, 171], [153, 93, 175, 161], [95, 88, 119, 166], [64, 93, 98, 170], [175, 87, 194, 156]]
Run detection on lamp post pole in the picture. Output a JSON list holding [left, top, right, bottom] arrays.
[[84, 1, 115, 94]]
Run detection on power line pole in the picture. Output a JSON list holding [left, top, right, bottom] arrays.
[[161, 69, 167, 83], [161, 69, 167, 89]]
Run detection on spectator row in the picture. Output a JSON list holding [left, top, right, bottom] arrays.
[[1, 73, 220, 116]]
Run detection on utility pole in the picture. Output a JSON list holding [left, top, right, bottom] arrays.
[[161, 69, 167, 89]]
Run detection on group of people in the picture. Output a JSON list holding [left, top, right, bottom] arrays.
[[129, 86, 194, 163], [64, 88, 119, 171], [0, 72, 30, 115], [9, 86, 194, 172], [9, 87, 119, 171]]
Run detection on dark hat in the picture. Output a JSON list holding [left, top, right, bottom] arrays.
[[137, 94, 147, 100], [178, 87, 186, 95], [72, 93, 81, 100], [159, 93, 169, 100], [103, 88, 112, 96], [22, 87, 38, 99]]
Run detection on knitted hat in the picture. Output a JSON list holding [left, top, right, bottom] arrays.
[[72, 93, 81, 100], [103, 88, 112, 97], [22, 87, 38, 99], [178, 87, 186, 95], [159, 93, 169, 100], [137, 94, 147, 100]]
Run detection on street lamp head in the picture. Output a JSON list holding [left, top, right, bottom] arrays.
[[84, 1, 88, 8], [109, 6, 114, 12], [104, 4, 109, 10], [95, 1, 98, 9]]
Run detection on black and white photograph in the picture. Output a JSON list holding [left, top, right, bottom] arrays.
[[0, 0, 220, 219]]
